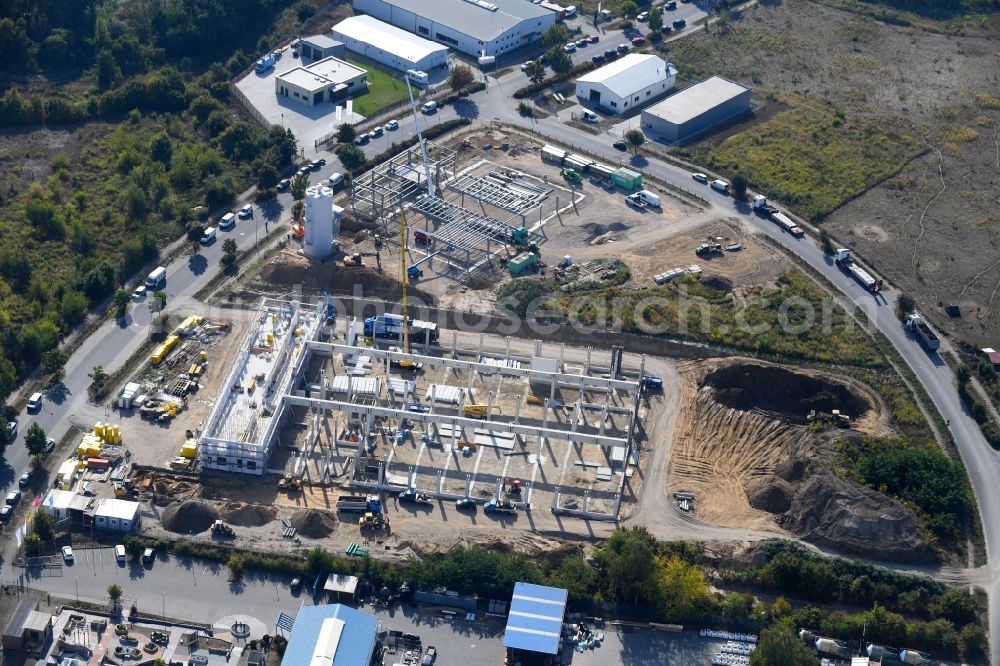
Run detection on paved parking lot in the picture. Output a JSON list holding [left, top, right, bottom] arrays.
[[369, 605, 507, 666], [570, 625, 728, 666], [233, 54, 364, 153]]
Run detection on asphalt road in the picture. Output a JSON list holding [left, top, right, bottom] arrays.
[[4, 5, 1000, 661]]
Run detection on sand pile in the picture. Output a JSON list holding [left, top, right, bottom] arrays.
[[221, 502, 276, 527], [291, 510, 337, 539], [161, 501, 219, 534]]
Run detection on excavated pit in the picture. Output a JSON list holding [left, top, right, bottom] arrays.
[[703, 363, 870, 420]]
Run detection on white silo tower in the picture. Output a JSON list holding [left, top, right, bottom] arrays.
[[303, 185, 341, 260]]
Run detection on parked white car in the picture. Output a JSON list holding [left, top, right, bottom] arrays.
[[62, 546, 75, 563], [384, 119, 399, 131]]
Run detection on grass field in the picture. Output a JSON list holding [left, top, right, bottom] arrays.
[[347, 60, 415, 117], [693, 97, 924, 221]]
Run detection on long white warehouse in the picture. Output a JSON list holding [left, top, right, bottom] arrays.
[[352, 0, 556, 58], [332, 15, 448, 73], [575, 53, 677, 115]]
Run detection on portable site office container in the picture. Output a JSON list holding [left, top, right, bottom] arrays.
[[508, 252, 538, 274], [611, 167, 642, 190], [590, 163, 616, 180], [564, 154, 594, 171], [541, 145, 567, 164]]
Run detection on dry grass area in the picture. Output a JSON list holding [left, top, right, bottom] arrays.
[[666, 0, 1000, 344]]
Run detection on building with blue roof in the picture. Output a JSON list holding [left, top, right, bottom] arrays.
[[503, 582, 568, 665], [280, 604, 380, 666]]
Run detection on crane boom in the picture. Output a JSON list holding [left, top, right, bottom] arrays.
[[399, 207, 410, 355], [405, 78, 435, 198]]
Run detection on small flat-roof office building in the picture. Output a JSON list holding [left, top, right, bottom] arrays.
[[275, 56, 368, 108], [640, 76, 752, 143], [298, 34, 346, 61], [352, 0, 556, 57]]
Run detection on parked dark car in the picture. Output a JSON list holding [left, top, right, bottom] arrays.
[[592, 54, 605, 64], [613, 140, 627, 151], [672, 18, 686, 28], [604, 48, 617, 60]]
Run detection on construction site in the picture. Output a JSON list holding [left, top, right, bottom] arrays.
[[39, 124, 935, 566]]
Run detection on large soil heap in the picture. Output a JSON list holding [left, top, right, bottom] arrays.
[[671, 359, 929, 561]]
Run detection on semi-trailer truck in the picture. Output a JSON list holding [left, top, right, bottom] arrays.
[[905, 314, 941, 350], [833, 249, 881, 293], [363, 314, 439, 344], [336, 494, 382, 513]]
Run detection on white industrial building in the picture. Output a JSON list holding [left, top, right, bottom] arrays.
[[332, 15, 448, 73], [303, 184, 343, 260], [199, 299, 324, 475], [275, 56, 368, 108], [575, 54, 677, 115], [352, 0, 556, 57], [640, 76, 752, 143]]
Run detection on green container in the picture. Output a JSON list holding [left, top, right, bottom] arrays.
[[611, 167, 642, 190], [508, 252, 538, 274]]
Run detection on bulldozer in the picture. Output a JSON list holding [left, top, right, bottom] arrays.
[[358, 512, 386, 531], [277, 475, 302, 492], [212, 520, 235, 537]]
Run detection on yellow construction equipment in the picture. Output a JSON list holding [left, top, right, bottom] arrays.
[[463, 405, 489, 419]]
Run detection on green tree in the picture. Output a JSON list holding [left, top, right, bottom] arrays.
[[524, 60, 547, 84], [42, 349, 68, 381], [647, 6, 663, 32], [108, 583, 123, 608], [33, 511, 54, 541], [149, 133, 172, 166], [227, 554, 245, 580], [257, 164, 279, 190], [625, 128, 646, 154], [719, 593, 751, 620], [620, 0, 639, 18], [898, 292, 916, 316], [542, 23, 571, 47], [732, 174, 749, 201], [654, 557, 713, 622], [290, 173, 310, 202], [25, 422, 47, 459], [956, 364, 972, 385], [186, 221, 206, 251], [113, 290, 130, 319], [151, 290, 167, 313], [546, 47, 573, 76], [819, 229, 834, 255], [448, 64, 476, 92], [750, 623, 816, 666], [89, 365, 108, 391], [336, 123, 356, 144], [220, 238, 238, 268], [24, 533, 41, 557], [336, 145, 367, 171], [95, 49, 120, 90]]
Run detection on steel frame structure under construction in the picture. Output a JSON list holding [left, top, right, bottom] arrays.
[[448, 171, 551, 215], [349, 141, 458, 226], [275, 323, 646, 521], [409, 195, 544, 278]]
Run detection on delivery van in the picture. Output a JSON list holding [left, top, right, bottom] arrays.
[[145, 266, 166, 290]]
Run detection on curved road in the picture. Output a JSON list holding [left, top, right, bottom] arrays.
[[4, 11, 998, 662]]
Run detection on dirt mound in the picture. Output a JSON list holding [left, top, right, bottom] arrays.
[[291, 509, 337, 539], [221, 502, 276, 527], [745, 477, 793, 513], [780, 474, 933, 563], [703, 362, 869, 420], [161, 501, 219, 534], [260, 256, 434, 304]]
